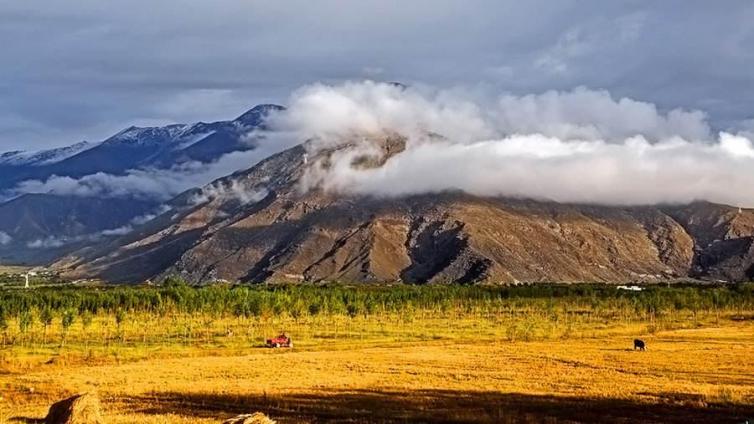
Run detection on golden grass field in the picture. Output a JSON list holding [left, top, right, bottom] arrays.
[[0, 312, 752, 423]]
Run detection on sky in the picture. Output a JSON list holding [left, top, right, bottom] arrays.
[[2, 1, 754, 151]]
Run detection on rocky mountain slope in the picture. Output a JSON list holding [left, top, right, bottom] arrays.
[[56, 138, 754, 284]]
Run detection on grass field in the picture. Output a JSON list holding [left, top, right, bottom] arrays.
[[0, 284, 752, 423]]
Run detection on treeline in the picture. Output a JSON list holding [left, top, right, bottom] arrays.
[[0, 278, 752, 321]]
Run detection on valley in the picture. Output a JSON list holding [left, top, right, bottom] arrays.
[[0, 284, 751, 423], [5, 3, 754, 423]]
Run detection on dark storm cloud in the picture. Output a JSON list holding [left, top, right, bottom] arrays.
[[1, 1, 753, 150]]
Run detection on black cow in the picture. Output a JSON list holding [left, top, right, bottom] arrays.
[[633, 339, 646, 351]]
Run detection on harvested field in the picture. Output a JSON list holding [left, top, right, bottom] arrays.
[[1, 322, 753, 423]]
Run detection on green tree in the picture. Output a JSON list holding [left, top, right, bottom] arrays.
[[80, 310, 93, 330], [60, 309, 76, 347], [308, 302, 321, 317], [346, 303, 360, 319], [39, 307, 54, 344], [0, 310, 8, 346], [290, 299, 306, 322], [80, 310, 94, 349], [115, 308, 127, 342], [18, 310, 33, 342]]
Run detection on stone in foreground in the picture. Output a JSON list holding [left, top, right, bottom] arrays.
[[223, 412, 277, 424], [45, 392, 103, 424]]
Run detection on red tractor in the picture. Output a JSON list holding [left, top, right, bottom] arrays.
[[266, 333, 293, 348]]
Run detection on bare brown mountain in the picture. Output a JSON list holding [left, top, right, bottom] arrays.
[[56, 141, 754, 284]]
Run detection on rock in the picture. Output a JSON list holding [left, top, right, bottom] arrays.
[[45, 392, 103, 424], [223, 412, 277, 424]]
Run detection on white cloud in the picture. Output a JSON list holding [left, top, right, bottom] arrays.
[[492, 88, 710, 141], [22, 205, 175, 249], [277, 81, 754, 207], [8, 80, 754, 209], [11, 134, 295, 201], [99, 225, 133, 236], [274, 81, 711, 146], [306, 133, 754, 207], [0, 232, 12, 245], [26, 236, 67, 249], [130, 205, 172, 225], [189, 180, 268, 206], [272, 81, 496, 148]]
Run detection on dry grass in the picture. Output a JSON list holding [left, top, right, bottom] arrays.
[[0, 314, 752, 423]]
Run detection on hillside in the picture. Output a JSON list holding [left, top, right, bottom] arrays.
[[56, 139, 754, 284], [0, 194, 158, 264]]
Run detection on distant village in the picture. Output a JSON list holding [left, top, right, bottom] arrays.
[[0, 267, 60, 288]]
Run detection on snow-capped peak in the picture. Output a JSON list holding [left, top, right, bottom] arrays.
[[105, 124, 189, 146], [0, 141, 95, 166]]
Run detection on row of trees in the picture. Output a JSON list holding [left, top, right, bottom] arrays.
[[0, 280, 751, 349], [0, 278, 751, 322]]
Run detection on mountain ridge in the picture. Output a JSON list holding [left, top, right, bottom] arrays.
[[54, 141, 754, 284], [0, 104, 284, 263], [5, 107, 754, 284], [0, 104, 284, 189]]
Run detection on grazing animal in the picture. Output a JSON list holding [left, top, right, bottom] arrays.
[[633, 339, 646, 351]]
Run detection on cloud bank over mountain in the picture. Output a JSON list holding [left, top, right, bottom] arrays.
[[8, 80, 754, 208], [276, 81, 754, 207], [8, 116, 296, 202], [12, 149, 266, 200]]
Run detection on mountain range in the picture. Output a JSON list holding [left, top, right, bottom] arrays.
[[0, 105, 282, 263], [2, 106, 754, 284], [0, 104, 282, 188], [55, 137, 754, 284]]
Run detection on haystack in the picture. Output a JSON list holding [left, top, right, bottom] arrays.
[[223, 412, 276, 424], [45, 392, 103, 424]]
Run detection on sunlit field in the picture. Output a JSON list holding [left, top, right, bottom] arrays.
[[0, 283, 752, 423]]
